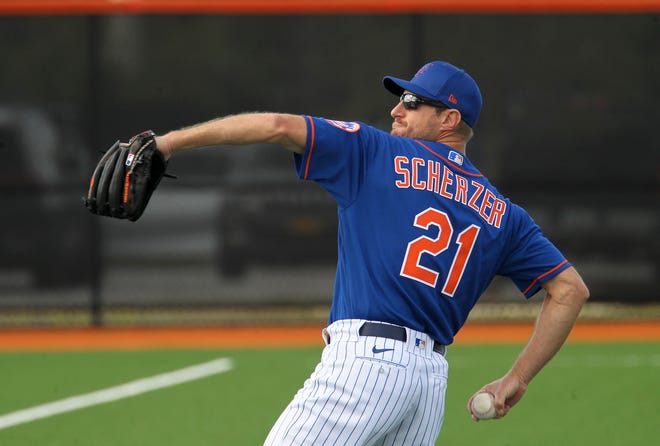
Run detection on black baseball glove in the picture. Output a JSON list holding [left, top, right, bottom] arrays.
[[85, 130, 171, 221]]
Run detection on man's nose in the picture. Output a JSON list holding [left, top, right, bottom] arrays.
[[391, 101, 405, 118]]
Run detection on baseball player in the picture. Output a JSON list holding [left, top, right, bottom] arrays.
[[151, 61, 589, 445]]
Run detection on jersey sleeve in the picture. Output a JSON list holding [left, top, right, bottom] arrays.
[[293, 116, 378, 208], [497, 204, 571, 298]]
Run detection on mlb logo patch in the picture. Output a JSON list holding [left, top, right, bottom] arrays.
[[415, 338, 426, 349], [448, 151, 464, 166], [325, 120, 361, 133], [125, 153, 135, 167]]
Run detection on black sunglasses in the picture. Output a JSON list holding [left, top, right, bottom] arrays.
[[399, 93, 449, 111]]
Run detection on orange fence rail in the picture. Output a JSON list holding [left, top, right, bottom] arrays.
[[0, 321, 658, 351], [1, 0, 660, 15]]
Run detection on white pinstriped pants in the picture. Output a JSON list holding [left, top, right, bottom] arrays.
[[264, 319, 448, 446]]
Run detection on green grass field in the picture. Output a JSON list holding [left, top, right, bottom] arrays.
[[0, 342, 657, 445]]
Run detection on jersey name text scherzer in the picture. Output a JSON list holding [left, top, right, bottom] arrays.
[[393, 155, 507, 228]]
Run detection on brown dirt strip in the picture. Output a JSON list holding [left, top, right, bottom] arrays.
[[0, 321, 658, 351]]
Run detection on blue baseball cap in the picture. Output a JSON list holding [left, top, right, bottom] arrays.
[[383, 61, 482, 127]]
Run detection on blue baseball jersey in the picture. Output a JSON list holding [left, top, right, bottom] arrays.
[[293, 116, 570, 345]]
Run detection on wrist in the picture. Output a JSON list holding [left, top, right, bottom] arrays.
[[155, 134, 174, 160], [507, 364, 533, 387]]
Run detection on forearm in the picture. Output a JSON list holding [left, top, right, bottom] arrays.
[[156, 112, 307, 157], [509, 271, 588, 384], [469, 267, 589, 420]]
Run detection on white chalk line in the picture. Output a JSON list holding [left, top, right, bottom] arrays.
[[0, 357, 233, 431]]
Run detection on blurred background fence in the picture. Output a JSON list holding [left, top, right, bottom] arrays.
[[0, 1, 658, 326]]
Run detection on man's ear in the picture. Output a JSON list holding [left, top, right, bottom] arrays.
[[441, 109, 463, 130]]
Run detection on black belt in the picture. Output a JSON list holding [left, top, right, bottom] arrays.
[[359, 322, 446, 356]]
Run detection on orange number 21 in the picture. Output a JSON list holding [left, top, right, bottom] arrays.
[[400, 207, 480, 297]]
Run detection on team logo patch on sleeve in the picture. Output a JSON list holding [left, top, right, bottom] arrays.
[[325, 119, 361, 133]]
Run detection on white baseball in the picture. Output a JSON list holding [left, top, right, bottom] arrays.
[[471, 392, 496, 420]]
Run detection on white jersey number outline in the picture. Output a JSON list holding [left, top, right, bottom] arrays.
[[400, 207, 481, 296]]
